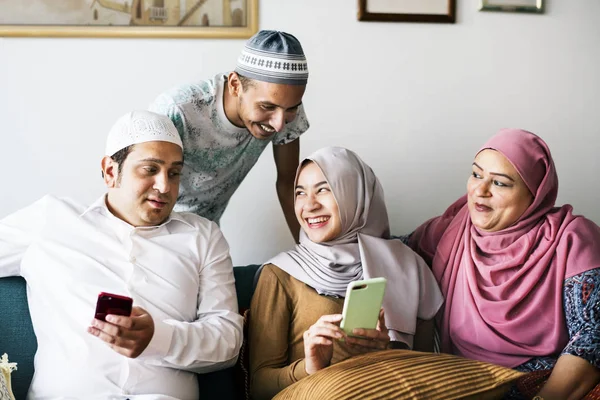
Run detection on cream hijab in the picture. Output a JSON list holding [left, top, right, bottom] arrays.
[[265, 147, 443, 346]]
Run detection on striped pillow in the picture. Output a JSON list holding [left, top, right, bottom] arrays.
[[273, 350, 524, 400]]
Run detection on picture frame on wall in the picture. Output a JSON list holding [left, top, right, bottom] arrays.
[[0, 0, 259, 39], [358, 0, 456, 24], [479, 0, 544, 13]]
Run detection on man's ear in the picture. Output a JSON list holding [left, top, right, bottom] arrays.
[[227, 71, 242, 97], [101, 156, 118, 188]]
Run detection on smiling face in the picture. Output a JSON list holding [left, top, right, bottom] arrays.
[[294, 161, 342, 243], [467, 149, 534, 232], [226, 72, 306, 140], [102, 141, 184, 227]]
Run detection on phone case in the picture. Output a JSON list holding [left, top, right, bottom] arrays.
[[340, 277, 387, 337], [94, 292, 133, 321]]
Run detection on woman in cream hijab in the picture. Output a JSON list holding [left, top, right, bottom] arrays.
[[249, 147, 443, 400]]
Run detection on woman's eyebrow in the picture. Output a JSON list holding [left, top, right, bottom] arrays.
[[490, 172, 515, 182], [473, 162, 515, 182], [295, 181, 328, 190]]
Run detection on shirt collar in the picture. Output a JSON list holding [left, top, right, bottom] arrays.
[[81, 194, 194, 229]]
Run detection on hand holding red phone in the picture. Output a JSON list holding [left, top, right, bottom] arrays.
[[88, 293, 155, 358], [88, 306, 154, 358]]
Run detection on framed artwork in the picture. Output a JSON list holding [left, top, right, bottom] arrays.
[[0, 0, 259, 39], [479, 0, 544, 13], [358, 0, 456, 23]]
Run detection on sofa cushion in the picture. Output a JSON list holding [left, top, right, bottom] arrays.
[[0, 277, 36, 400], [233, 264, 260, 311]]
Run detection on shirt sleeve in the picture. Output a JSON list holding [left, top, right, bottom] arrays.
[[0, 197, 48, 277], [560, 268, 600, 368], [271, 104, 310, 146], [148, 95, 187, 139], [249, 265, 309, 400], [140, 223, 243, 373]]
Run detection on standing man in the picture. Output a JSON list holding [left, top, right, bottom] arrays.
[[149, 30, 309, 242], [0, 111, 243, 399]]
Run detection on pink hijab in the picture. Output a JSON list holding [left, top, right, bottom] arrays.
[[409, 129, 600, 368]]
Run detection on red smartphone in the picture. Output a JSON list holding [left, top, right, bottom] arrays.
[[94, 292, 133, 322]]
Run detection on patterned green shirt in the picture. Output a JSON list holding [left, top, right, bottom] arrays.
[[149, 74, 309, 224]]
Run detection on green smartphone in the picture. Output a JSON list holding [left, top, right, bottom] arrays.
[[340, 277, 387, 337]]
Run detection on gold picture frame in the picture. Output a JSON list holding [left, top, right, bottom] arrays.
[[479, 0, 544, 13], [0, 0, 259, 39]]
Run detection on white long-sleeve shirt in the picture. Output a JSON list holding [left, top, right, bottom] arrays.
[[0, 195, 243, 400]]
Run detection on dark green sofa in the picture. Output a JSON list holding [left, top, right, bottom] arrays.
[[0, 264, 260, 400]]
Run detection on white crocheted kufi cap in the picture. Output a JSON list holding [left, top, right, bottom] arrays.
[[105, 110, 183, 156]]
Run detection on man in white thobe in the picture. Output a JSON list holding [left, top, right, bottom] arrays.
[[0, 110, 243, 399]]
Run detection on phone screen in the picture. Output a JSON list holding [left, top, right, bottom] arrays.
[[94, 292, 133, 321]]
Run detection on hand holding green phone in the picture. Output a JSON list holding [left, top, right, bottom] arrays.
[[340, 277, 387, 337]]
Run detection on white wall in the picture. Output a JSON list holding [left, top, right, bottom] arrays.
[[1, 0, 599, 265]]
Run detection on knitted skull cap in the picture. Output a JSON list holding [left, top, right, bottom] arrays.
[[234, 30, 308, 86], [105, 110, 182, 156]]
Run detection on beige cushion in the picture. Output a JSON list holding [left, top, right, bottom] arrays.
[[0, 353, 16, 400], [273, 349, 524, 400]]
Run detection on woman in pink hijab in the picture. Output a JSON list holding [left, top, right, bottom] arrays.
[[409, 129, 600, 399]]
